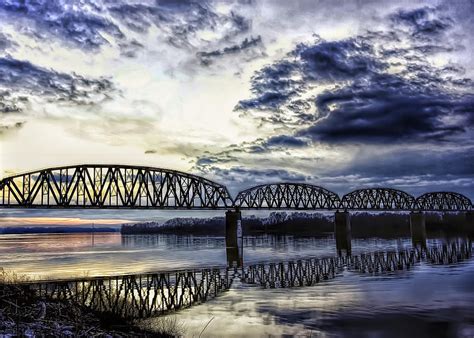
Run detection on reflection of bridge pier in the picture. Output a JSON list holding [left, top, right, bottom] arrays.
[[410, 212, 426, 247], [335, 211, 352, 254], [226, 210, 243, 268], [466, 211, 474, 231]]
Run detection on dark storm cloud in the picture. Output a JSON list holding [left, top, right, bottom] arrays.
[[0, 89, 27, 131], [197, 165, 314, 193], [195, 154, 236, 167], [198, 36, 265, 65], [109, 1, 249, 36], [118, 39, 145, 58], [0, 0, 252, 57], [286, 99, 313, 116], [0, 91, 25, 114], [236, 60, 301, 111], [235, 37, 386, 112], [194, 146, 245, 168], [236, 6, 474, 145], [0, 32, 15, 52], [220, 167, 310, 183], [0, 0, 123, 50], [0, 57, 113, 104], [194, 134, 311, 169], [0, 101, 19, 114], [0, 57, 114, 121], [297, 144, 474, 198], [294, 38, 386, 81], [390, 7, 453, 39], [298, 73, 474, 143], [335, 147, 474, 179], [263, 135, 309, 148], [107, 3, 160, 34], [109, 1, 250, 49]]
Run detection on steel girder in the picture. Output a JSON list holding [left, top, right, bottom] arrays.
[[415, 192, 472, 211], [340, 188, 416, 210], [0, 164, 233, 209], [234, 183, 341, 209]]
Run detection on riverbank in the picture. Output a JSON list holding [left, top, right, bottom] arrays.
[[0, 270, 179, 337]]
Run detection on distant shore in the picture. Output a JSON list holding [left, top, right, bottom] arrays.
[[121, 211, 472, 237], [0, 211, 469, 237], [0, 274, 176, 337], [0, 226, 120, 235]]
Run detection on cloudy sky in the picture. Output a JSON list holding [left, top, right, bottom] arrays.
[[0, 0, 473, 199]]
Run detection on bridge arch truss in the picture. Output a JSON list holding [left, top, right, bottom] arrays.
[[0, 164, 233, 209], [415, 192, 472, 211], [341, 188, 416, 210], [234, 183, 341, 209]]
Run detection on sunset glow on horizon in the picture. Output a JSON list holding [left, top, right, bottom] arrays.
[[0, 216, 131, 227]]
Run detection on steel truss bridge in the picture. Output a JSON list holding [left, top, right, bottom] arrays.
[[4, 241, 471, 319], [0, 164, 472, 211]]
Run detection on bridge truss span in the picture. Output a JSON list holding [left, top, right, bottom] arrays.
[[415, 192, 472, 211], [234, 183, 341, 210], [341, 188, 416, 211], [0, 164, 472, 211], [0, 164, 233, 209]]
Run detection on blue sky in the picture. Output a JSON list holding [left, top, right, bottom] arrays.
[[0, 0, 473, 199]]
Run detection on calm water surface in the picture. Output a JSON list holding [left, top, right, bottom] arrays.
[[0, 232, 473, 337]]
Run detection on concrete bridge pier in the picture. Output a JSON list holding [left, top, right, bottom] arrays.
[[226, 209, 243, 268], [335, 211, 351, 255], [466, 211, 473, 225], [410, 211, 426, 247]]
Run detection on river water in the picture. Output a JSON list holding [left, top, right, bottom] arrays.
[[0, 232, 473, 337]]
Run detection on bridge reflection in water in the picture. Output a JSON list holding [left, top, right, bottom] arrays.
[[27, 268, 231, 319], [16, 240, 472, 319], [241, 241, 472, 288]]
